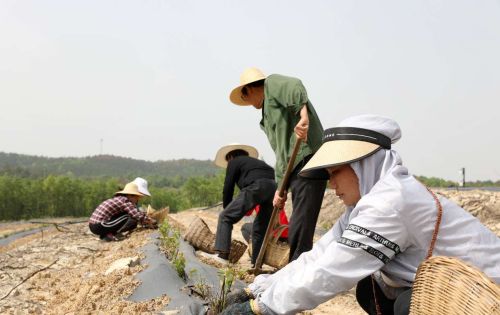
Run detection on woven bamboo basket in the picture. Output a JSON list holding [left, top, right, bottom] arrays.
[[248, 225, 289, 269], [183, 216, 248, 263], [264, 240, 289, 269], [264, 225, 289, 269], [184, 216, 216, 254], [147, 205, 169, 224], [228, 240, 247, 264], [410, 256, 500, 315]]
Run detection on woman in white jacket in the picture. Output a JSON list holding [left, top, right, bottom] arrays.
[[221, 114, 500, 315]]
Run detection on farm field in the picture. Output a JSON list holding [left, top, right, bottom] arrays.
[[1, 189, 498, 314]]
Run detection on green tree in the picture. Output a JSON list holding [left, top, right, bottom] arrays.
[[181, 172, 224, 208]]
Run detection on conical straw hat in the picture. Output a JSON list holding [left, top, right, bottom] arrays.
[[214, 143, 259, 168], [229, 67, 266, 106], [114, 182, 144, 196]]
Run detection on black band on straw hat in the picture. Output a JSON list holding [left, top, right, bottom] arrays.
[[322, 127, 391, 149]]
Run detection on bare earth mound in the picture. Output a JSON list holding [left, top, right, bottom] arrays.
[[0, 189, 498, 314], [0, 225, 169, 314]]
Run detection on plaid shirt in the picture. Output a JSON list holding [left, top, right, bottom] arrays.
[[89, 195, 145, 224]]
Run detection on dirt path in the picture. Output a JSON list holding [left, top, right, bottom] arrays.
[[0, 223, 168, 314]]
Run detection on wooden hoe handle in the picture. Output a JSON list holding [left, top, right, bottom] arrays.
[[252, 138, 302, 274]]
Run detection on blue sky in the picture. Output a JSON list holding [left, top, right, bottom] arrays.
[[1, 0, 499, 181]]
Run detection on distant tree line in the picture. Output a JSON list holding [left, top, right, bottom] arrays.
[[1, 152, 498, 221], [415, 175, 500, 188], [0, 172, 225, 221], [0, 152, 219, 180]]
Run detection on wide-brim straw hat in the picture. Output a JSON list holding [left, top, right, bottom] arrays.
[[299, 126, 392, 179], [215, 143, 259, 168], [114, 182, 144, 196], [229, 67, 266, 106]]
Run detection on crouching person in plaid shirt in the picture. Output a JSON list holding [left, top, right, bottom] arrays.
[[89, 181, 156, 241]]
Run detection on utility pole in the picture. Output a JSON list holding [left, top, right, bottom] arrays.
[[459, 167, 466, 188], [100, 138, 103, 155]]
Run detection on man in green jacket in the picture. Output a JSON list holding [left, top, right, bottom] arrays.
[[229, 67, 327, 261]]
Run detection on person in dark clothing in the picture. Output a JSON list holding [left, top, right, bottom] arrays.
[[211, 143, 277, 265]]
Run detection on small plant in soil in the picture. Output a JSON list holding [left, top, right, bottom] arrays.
[[208, 266, 236, 314], [189, 269, 212, 300], [188, 266, 237, 314], [321, 221, 333, 230], [172, 252, 186, 279], [159, 219, 185, 279]]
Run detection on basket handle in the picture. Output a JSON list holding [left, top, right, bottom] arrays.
[[423, 186, 443, 259], [269, 225, 288, 244]]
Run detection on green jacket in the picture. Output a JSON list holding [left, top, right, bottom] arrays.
[[259, 74, 324, 187]]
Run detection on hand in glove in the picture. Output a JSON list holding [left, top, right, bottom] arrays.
[[220, 301, 255, 315], [226, 288, 254, 306]]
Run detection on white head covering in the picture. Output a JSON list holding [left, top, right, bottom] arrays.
[[340, 115, 402, 197], [336, 114, 402, 143], [300, 114, 402, 179], [132, 177, 151, 197], [350, 149, 402, 197]]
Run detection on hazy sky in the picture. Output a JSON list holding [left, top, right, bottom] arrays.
[[1, 0, 499, 181]]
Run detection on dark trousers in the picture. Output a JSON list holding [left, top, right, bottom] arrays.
[[241, 222, 253, 244], [89, 212, 138, 238], [356, 276, 412, 315], [287, 166, 327, 261], [215, 179, 276, 264]]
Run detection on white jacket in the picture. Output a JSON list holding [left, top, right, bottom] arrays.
[[250, 165, 500, 315]]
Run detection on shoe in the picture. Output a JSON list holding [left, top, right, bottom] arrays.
[[101, 233, 119, 242], [114, 232, 127, 241], [198, 252, 229, 266]]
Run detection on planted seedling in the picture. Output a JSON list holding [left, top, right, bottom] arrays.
[[159, 219, 186, 279]]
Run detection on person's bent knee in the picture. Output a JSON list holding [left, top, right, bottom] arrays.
[[117, 217, 138, 233], [219, 212, 243, 225]]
